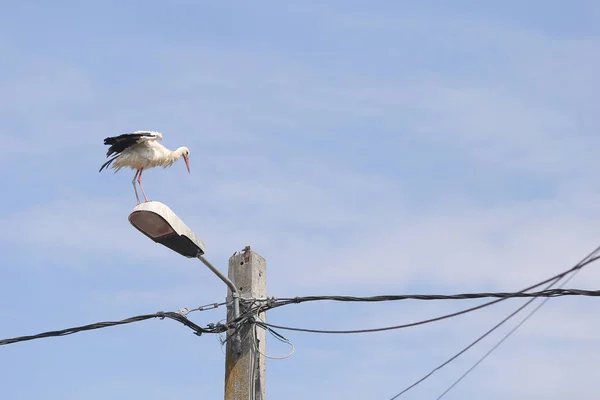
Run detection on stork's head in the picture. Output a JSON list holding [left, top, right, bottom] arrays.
[[179, 147, 191, 173]]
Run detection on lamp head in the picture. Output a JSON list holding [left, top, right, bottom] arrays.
[[128, 201, 205, 257]]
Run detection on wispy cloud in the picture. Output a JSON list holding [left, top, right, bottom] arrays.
[[1, 1, 600, 399]]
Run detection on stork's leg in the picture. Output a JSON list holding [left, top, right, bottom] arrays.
[[132, 170, 141, 205], [137, 168, 150, 202]]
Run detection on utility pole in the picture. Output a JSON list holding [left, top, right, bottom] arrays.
[[224, 246, 267, 400]]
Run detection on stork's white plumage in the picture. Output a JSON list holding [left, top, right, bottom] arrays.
[[99, 130, 190, 204]]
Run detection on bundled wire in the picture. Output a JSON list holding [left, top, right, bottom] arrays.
[[0, 311, 228, 346], [263, 288, 600, 310]]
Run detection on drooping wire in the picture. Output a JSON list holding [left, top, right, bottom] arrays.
[[215, 318, 229, 355], [252, 314, 295, 360], [251, 322, 262, 400], [254, 254, 600, 335], [0, 311, 228, 346], [389, 244, 600, 399], [246, 315, 294, 400]]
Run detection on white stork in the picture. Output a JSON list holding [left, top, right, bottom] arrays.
[[99, 131, 190, 204]]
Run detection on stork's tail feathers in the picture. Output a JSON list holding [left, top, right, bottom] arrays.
[[99, 154, 119, 172]]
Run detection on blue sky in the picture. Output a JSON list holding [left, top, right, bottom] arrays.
[[1, 1, 600, 399]]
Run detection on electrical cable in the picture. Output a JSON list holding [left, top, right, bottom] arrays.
[[249, 324, 256, 400], [252, 315, 295, 360], [435, 252, 590, 399], [390, 279, 558, 399], [3, 245, 599, 399], [215, 318, 229, 355], [265, 288, 600, 308], [389, 244, 600, 399], [255, 254, 600, 335], [0, 311, 228, 346], [251, 323, 263, 400], [245, 316, 293, 400]]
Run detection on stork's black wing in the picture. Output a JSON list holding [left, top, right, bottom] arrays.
[[99, 131, 160, 172], [103, 132, 158, 157]]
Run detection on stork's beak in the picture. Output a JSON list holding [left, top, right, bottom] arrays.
[[183, 155, 190, 173]]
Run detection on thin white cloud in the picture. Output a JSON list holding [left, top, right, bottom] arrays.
[[1, 4, 599, 399]]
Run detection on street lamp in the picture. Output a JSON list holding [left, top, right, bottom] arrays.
[[128, 201, 240, 320]]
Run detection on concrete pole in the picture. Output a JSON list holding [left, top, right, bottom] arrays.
[[224, 246, 267, 400]]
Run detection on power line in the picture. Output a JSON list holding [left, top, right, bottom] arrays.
[[389, 245, 600, 399], [390, 280, 557, 399], [435, 296, 548, 399], [435, 251, 590, 399], [254, 254, 600, 335], [4, 250, 599, 399], [262, 288, 600, 310], [0, 311, 228, 346]]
